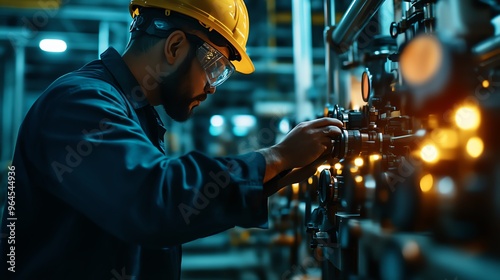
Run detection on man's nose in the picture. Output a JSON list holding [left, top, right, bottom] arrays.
[[204, 82, 216, 94]]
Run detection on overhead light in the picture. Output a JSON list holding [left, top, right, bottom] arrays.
[[39, 39, 67, 53]]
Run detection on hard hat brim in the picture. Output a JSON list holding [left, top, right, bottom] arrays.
[[230, 45, 254, 74]]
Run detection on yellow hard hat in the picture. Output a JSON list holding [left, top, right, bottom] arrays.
[[129, 0, 254, 74]]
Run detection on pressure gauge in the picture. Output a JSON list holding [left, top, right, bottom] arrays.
[[361, 69, 372, 102], [399, 34, 443, 86]]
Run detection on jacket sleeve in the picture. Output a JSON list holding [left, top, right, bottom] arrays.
[[31, 83, 268, 248]]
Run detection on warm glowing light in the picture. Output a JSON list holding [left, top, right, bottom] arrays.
[[466, 137, 484, 158], [399, 35, 442, 85], [292, 183, 299, 195], [419, 174, 433, 193], [316, 164, 331, 174], [350, 166, 359, 173], [482, 80, 490, 88], [370, 154, 381, 161], [39, 39, 67, 52], [355, 175, 363, 183], [432, 129, 458, 149], [334, 163, 342, 170], [454, 105, 481, 130], [308, 177, 313, 184], [354, 157, 364, 167], [420, 144, 439, 163]]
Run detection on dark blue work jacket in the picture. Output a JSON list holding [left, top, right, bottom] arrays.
[[0, 47, 268, 279]]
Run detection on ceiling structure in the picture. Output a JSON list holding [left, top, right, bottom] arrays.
[[0, 0, 332, 115]]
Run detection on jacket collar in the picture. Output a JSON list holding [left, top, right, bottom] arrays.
[[100, 47, 149, 110]]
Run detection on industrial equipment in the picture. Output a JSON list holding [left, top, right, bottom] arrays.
[[303, 0, 500, 279]]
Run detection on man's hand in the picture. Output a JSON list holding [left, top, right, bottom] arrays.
[[258, 117, 342, 184]]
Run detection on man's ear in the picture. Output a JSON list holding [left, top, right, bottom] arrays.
[[164, 30, 188, 65]]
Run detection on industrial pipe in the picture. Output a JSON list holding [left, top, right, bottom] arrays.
[[330, 0, 386, 53]]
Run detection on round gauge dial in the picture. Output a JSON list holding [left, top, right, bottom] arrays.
[[399, 35, 443, 86], [361, 69, 372, 102]]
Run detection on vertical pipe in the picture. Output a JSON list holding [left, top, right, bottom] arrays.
[[266, 0, 276, 93], [292, 0, 314, 122], [98, 21, 109, 56], [2, 43, 25, 169], [1, 47, 14, 165], [330, 0, 386, 52], [266, 0, 276, 48], [378, 0, 395, 37], [12, 45, 25, 157], [324, 0, 336, 107], [423, 2, 435, 33]]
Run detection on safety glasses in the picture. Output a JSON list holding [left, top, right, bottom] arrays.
[[186, 34, 235, 87]]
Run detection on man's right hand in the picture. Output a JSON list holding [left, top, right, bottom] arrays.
[[258, 117, 343, 183]]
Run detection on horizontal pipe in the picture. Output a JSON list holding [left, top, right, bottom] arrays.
[[330, 0, 386, 53], [472, 35, 500, 69]]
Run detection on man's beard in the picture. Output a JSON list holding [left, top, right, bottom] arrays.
[[159, 45, 204, 122]]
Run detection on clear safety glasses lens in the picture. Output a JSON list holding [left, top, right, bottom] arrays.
[[196, 42, 235, 87]]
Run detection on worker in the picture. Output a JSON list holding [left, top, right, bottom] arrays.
[[0, 0, 342, 279]]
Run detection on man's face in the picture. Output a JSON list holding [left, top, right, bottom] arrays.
[[158, 45, 204, 122], [158, 33, 230, 122]]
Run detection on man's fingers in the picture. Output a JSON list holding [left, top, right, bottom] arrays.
[[309, 117, 343, 128], [320, 125, 342, 137]]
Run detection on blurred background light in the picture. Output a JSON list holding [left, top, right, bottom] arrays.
[[232, 115, 256, 127], [437, 177, 454, 195], [466, 137, 484, 158], [209, 126, 223, 137], [39, 39, 67, 53], [210, 115, 225, 127], [420, 144, 439, 163], [454, 105, 481, 130], [278, 118, 290, 134], [354, 157, 364, 167], [231, 115, 256, 137], [419, 174, 434, 193]]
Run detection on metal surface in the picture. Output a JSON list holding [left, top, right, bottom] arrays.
[[292, 0, 314, 121], [324, 0, 335, 106], [330, 0, 386, 53]]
